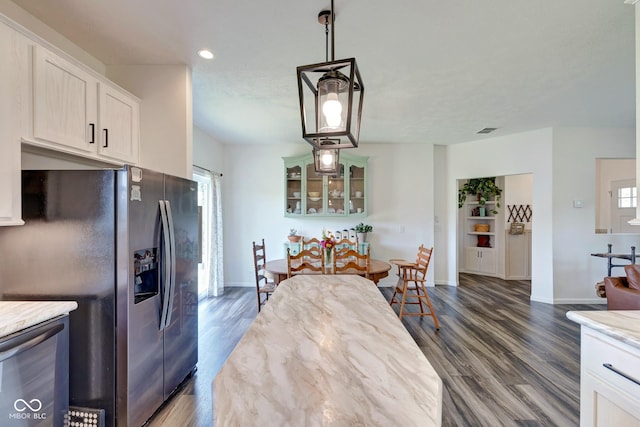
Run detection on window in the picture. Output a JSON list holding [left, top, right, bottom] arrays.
[[618, 186, 637, 209]]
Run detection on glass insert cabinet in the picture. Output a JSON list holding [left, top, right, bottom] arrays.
[[283, 152, 368, 217]]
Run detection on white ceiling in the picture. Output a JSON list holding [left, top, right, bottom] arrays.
[[10, 0, 636, 146]]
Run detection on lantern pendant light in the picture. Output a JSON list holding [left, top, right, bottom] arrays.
[[297, 0, 364, 150], [313, 139, 340, 175]]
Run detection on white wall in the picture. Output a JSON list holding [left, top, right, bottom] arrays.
[[445, 127, 635, 304], [595, 158, 635, 232], [107, 65, 193, 179], [220, 142, 435, 287], [504, 174, 533, 230], [0, 0, 104, 74], [552, 127, 636, 302], [193, 126, 225, 174], [434, 145, 449, 283], [446, 128, 554, 302]]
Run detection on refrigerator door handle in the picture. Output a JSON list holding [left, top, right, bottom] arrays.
[[159, 200, 172, 330], [165, 200, 177, 328]]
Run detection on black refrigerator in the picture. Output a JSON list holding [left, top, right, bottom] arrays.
[[0, 166, 199, 427]]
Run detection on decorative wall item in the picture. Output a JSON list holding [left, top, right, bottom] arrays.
[[507, 204, 532, 223], [509, 222, 525, 235]]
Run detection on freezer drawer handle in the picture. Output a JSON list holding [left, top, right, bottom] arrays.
[[0, 322, 64, 363], [603, 363, 640, 387]]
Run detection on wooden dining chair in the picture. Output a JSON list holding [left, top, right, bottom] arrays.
[[287, 246, 325, 277], [302, 237, 322, 251], [334, 237, 358, 253], [389, 245, 440, 329], [253, 239, 276, 313], [333, 246, 370, 279]]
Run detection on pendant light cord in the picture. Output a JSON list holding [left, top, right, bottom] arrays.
[[323, 0, 336, 62], [330, 0, 335, 61], [324, 16, 329, 62]]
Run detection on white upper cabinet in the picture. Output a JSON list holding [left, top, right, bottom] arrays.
[[31, 45, 139, 165], [98, 82, 140, 164], [0, 12, 141, 226], [33, 45, 98, 154]]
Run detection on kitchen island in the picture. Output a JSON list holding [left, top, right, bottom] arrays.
[[0, 300, 77, 337], [567, 310, 640, 426], [213, 274, 442, 426]]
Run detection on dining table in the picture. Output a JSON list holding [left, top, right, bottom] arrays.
[[264, 258, 392, 285]]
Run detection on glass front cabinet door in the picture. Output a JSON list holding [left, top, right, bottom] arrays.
[[283, 152, 368, 217]]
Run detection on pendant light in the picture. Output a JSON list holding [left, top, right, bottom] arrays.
[[297, 0, 364, 150], [313, 139, 340, 175]]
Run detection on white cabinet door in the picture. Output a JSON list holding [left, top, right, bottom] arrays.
[[98, 83, 139, 164], [478, 248, 496, 274], [463, 248, 481, 272], [32, 45, 97, 154], [0, 21, 29, 226], [464, 247, 496, 274], [582, 372, 640, 427], [580, 330, 640, 426]]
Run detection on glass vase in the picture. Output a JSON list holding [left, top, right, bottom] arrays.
[[325, 249, 333, 269]]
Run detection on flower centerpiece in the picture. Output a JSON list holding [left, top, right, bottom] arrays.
[[320, 228, 336, 264]]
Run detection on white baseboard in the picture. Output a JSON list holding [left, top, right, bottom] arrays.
[[530, 294, 607, 305], [224, 282, 254, 288]]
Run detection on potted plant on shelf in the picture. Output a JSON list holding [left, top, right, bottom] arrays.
[[354, 222, 373, 243], [458, 177, 502, 215], [288, 228, 301, 243]]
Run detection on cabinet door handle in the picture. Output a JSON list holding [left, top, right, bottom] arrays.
[[103, 129, 109, 148], [89, 123, 95, 144], [603, 363, 640, 386]]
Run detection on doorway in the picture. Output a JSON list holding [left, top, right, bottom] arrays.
[[457, 173, 533, 291]]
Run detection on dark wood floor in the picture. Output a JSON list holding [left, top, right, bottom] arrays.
[[146, 274, 604, 426]]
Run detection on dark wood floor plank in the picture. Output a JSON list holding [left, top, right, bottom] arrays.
[[145, 273, 603, 426]]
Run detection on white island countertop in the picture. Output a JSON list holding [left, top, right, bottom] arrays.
[[0, 301, 78, 339], [566, 310, 640, 350], [213, 274, 442, 427]]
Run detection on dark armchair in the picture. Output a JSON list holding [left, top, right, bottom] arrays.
[[604, 264, 640, 310]]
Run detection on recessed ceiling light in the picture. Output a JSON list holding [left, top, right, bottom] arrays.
[[197, 49, 214, 60]]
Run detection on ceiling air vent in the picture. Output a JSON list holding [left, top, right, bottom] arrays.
[[477, 127, 498, 134]]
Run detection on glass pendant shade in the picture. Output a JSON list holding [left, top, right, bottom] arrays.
[[297, 58, 364, 150], [313, 139, 340, 175]]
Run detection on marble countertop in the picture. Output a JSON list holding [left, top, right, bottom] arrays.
[[0, 301, 78, 339], [213, 274, 442, 427], [566, 310, 640, 349]]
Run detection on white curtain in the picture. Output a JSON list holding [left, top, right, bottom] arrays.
[[194, 166, 224, 298], [209, 172, 224, 296]]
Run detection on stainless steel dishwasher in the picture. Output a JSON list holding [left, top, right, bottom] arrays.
[[0, 315, 69, 427]]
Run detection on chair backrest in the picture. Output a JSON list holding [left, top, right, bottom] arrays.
[[334, 237, 357, 253], [333, 246, 370, 278], [302, 237, 322, 251], [413, 245, 433, 279], [253, 239, 268, 288], [287, 247, 325, 277]]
